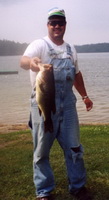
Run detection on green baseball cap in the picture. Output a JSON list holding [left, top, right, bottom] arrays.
[[48, 7, 66, 19]]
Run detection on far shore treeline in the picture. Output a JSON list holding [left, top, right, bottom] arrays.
[[0, 39, 109, 56]]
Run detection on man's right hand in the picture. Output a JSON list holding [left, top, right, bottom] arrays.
[[20, 56, 41, 71], [30, 57, 41, 72]]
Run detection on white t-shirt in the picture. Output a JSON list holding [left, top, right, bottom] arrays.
[[23, 36, 79, 88]]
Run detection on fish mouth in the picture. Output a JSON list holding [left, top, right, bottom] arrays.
[[38, 63, 53, 70], [43, 64, 53, 70]]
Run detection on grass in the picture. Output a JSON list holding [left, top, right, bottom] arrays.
[[0, 125, 109, 200]]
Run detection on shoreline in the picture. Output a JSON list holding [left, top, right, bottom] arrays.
[[0, 123, 29, 134], [0, 123, 109, 134]]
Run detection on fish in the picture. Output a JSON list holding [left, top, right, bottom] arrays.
[[36, 63, 56, 133]]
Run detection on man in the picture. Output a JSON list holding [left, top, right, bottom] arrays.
[[20, 7, 93, 200]]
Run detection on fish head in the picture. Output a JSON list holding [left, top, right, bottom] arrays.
[[38, 63, 53, 72], [36, 63, 54, 87]]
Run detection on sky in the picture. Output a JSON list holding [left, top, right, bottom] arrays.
[[0, 0, 109, 45]]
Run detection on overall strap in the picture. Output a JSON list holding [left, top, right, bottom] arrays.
[[66, 43, 73, 56], [43, 39, 57, 57]]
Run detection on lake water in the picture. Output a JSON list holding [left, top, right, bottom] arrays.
[[0, 53, 109, 125]]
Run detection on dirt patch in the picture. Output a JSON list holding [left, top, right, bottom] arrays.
[[0, 123, 108, 134], [0, 123, 29, 134]]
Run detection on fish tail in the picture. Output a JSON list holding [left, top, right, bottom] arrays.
[[52, 104, 56, 114], [44, 119, 53, 133]]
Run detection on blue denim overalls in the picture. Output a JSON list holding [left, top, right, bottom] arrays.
[[31, 40, 86, 198]]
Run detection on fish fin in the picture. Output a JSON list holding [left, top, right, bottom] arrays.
[[38, 107, 42, 116], [44, 119, 53, 133], [39, 83, 45, 93]]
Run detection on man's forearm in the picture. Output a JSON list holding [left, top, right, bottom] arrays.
[[20, 56, 41, 72], [20, 56, 31, 70]]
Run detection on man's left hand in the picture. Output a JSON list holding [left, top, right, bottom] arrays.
[[83, 98, 93, 111]]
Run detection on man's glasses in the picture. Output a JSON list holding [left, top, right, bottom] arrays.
[[48, 20, 66, 27]]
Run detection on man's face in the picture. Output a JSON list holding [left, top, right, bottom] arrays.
[[47, 17, 66, 41]]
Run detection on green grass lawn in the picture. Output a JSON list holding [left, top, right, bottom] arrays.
[[0, 125, 109, 200]]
